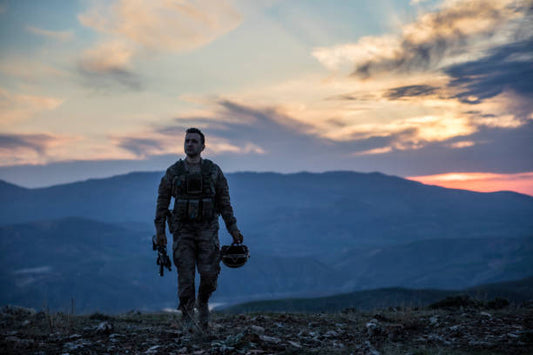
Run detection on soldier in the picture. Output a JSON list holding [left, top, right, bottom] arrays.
[[155, 127, 243, 330]]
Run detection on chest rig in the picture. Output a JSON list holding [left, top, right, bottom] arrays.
[[171, 159, 216, 222]]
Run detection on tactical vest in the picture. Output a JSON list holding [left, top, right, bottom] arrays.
[[170, 159, 217, 222]]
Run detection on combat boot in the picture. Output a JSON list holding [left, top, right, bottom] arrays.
[[196, 300, 210, 331], [178, 306, 195, 331]]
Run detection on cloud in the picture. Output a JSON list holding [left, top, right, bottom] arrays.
[[384, 84, 439, 100], [0, 88, 63, 123], [2, 106, 531, 186], [0, 133, 54, 154], [26, 26, 74, 42], [304, 0, 533, 159], [0, 131, 136, 166], [0, 133, 64, 165], [78, 41, 142, 90], [112, 102, 275, 158], [361, 120, 533, 176], [445, 37, 533, 118], [312, 0, 530, 76], [77, 0, 241, 89], [78, 0, 241, 53], [115, 137, 165, 158], [152, 98, 400, 161], [145, 99, 320, 158], [0, 58, 69, 82]]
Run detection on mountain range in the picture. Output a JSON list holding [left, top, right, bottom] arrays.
[[1, 170, 532, 312], [223, 276, 533, 313]]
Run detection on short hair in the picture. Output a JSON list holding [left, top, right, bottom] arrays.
[[186, 127, 205, 144]]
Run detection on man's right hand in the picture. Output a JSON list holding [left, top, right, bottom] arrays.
[[231, 230, 244, 244], [156, 233, 167, 247]]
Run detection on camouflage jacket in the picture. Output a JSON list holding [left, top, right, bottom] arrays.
[[154, 158, 238, 235]]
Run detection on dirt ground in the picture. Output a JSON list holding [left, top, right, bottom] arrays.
[[1, 304, 532, 354]]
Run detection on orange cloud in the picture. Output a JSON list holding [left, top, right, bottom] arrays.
[[407, 172, 533, 196], [79, 40, 135, 73], [0, 132, 76, 166], [0, 88, 63, 124], [79, 0, 241, 53], [312, 0, 527, 75]]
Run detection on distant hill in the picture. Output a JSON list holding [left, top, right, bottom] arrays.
[[327, 236, 533, 291], [1, 218, 531, 313], [0, 218, 343, 313], [1, 170, 532, 258], [222, 276, 533, 313], [1, 170, 533, 312]]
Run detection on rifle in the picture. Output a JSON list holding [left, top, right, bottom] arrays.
[[152, 235, 172, 276]]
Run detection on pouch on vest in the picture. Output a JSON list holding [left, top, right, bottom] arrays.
[[175, 199, 188, 220], [202, 198, 214, 220], [188, 199, 200, 220], [187, 173, 203, 194]]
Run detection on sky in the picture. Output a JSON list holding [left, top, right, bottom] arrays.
[[0, 0, 532, 195]]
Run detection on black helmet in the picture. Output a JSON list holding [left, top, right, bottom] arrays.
[[220, 243, 250, 268]]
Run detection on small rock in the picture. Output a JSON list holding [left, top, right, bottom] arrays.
[[224, 333, 244, 346], [287, 340, 302, 348], [332, 340, 345, 349], [22, 320, 31, 326], [468, 339, 493, 346], [96, 321, 114, 334], [259, 335, 281, 344], [480, 311, 492, 318], [323, 330, 338, 338], [364, 340, 381, 355], [145, 345, 161, 354], [63, 341, 85, 351], [250, 325, 265, 334], [366, 318, 380, 337], [68, 334, 82, 339], [429, 316, 439, 325]]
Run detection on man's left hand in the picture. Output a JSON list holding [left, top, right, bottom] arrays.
[[231, 230, 244, 244]]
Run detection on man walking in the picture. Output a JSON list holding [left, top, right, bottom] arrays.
[[155, 127, 243, 330]]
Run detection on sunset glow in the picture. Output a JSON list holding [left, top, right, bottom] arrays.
[[408, 172, 533, 196]]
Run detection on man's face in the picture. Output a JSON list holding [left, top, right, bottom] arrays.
[[184, 132, 205, 158]]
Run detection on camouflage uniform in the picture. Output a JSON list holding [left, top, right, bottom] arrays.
[[154, 158, 238, 321]]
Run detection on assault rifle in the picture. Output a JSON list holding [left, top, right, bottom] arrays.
[[152, 235, 172, 276]]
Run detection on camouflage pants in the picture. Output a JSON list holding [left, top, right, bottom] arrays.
[[172, 219, 221, 314]]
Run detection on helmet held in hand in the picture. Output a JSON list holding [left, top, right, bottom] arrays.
[[220, 243, 250, 268]]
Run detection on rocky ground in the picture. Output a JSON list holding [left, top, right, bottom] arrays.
[[1, 301, 532, 354]]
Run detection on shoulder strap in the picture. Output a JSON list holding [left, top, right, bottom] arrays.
[[201, 159, 214, 173], [201, 159, 217, 196], [168, 159, 186, 177]]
